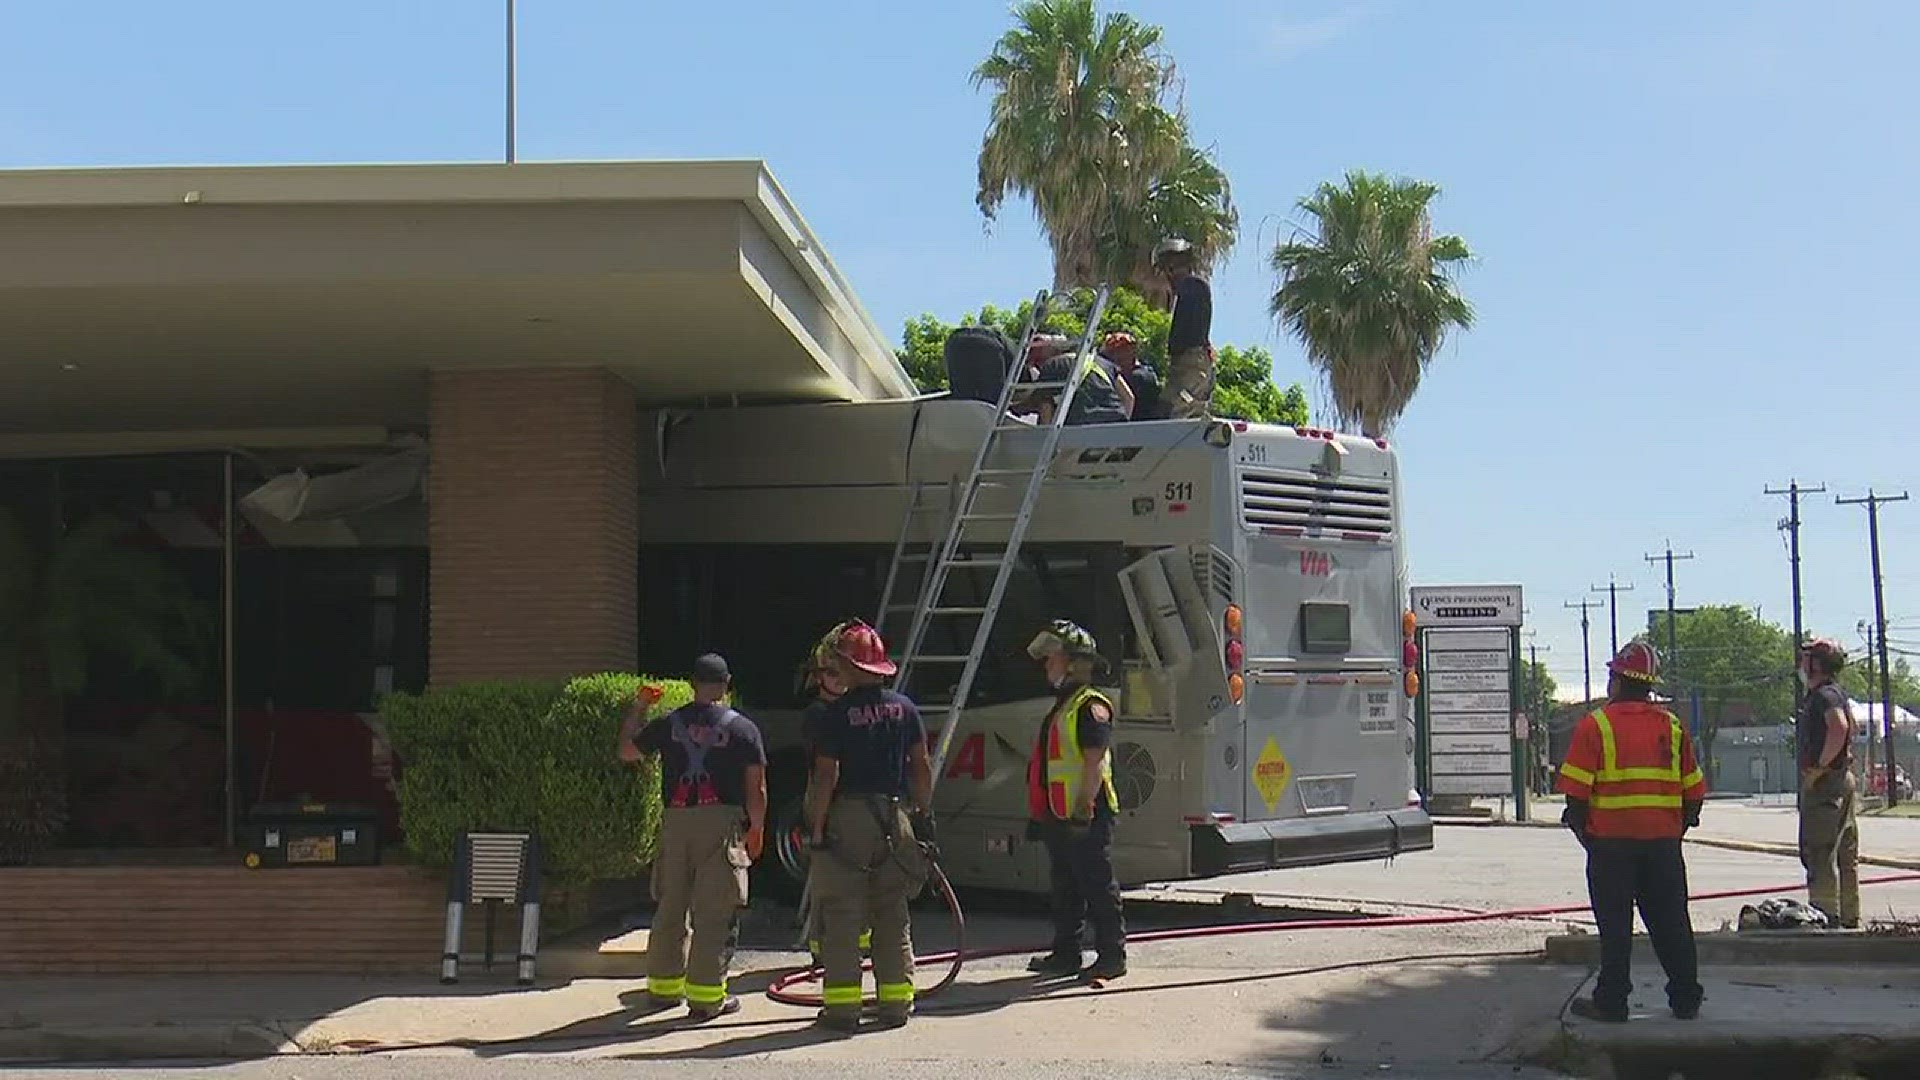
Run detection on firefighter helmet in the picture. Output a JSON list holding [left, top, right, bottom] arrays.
[[1027, 619, 1100, 661], [1152, 237, 1195, 268], [1606, 641, 1660, 683], [1800, 636, 1848, 674], [834, 619, 898, 677]]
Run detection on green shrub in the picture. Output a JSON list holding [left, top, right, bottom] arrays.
[[382, 673, 679, 889]]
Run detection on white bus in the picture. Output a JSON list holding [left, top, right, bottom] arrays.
[[633, 396, 1432, 893]]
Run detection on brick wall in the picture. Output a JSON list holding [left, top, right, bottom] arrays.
[[428, 368, 639, 684]]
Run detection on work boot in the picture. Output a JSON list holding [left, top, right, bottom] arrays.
[[1026, 949, 1083, 976], [815, 1008, 860, 1033], [1671, 1000, 1701, 1021], [1569, 997, 1628, 1023], [874, 1004, 914, 1029], [1082, 953, 1128, 982], [686, 996, 741, 1022]]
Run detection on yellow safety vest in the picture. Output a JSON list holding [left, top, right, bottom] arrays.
[[1038, 685, 1120, 819]]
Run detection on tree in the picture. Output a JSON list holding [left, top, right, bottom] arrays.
[[1644, 606, 1796, 783], [973, 0, 1233, 294], [1270, 170, 1475, 437], [1520, 658, 1558, 726], [898, 286, 1308, 426], [1838, 652, 1920, 717]]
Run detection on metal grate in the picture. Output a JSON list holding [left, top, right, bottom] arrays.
[[1111, 741, 1158, 811], [1239, 469, 1392, 539], [466, 833, 531, 902]]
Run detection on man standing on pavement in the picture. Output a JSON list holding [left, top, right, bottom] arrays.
[[806, 621, 934, 1032], [618, 654, 767, 1020], [1155, 237, 1214, 419], [1556, 641, 1706, 1023], [1023, 620, 1127, 983], [1795, 638, 1860, 928], [799, 620, 872, 965]]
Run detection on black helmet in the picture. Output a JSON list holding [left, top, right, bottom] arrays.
[[1152, 237, 1195, 268]]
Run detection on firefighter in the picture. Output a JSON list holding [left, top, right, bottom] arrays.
[[806, 620, 934, 1032], [1154, 237, 1214, 419], [618, 654, 767, 1020], [1101, 331, 1162, 420], [1556, 642, 1707, 1023], [1023, 620, 1127, 982], [1795, 638, 1860, 928], [799, 620, 872, 963]]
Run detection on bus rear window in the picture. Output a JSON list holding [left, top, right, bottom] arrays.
[[1300, 601, 1351, 654]]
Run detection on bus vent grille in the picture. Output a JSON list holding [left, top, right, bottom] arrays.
[[1239, 469, 1393, 538], [1112, 741, 1157, 811]]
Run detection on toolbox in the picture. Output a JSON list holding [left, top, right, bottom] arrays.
[[243, 801, 382, 868]]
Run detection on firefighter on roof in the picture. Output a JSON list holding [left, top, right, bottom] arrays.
[[805, 620, 934, 1032], [1556, 641, 1706, 1023], [1024, 620, 1127, 982]]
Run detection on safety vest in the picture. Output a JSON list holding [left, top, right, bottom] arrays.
[[1555, 702, 1707, 839], [1028, 685, 1120, 820]]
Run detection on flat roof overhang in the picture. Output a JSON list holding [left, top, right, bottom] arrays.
[[0, 161, 916, 443]]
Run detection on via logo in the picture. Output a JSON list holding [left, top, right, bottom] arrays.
[[1299, 551, 1335, 577]]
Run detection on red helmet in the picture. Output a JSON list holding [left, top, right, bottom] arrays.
[[1102, 331, 1137, 354], [1606, 641, 1659, 683], [1800, 637, 1847, 673], [834, 620, 898, 677]]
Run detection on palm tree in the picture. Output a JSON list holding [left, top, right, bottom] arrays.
[[974, 0, 1186, 291], [0, 507, 207, 862], [1100, 141, 1238, 305], [1270, 171, 1475, 437]]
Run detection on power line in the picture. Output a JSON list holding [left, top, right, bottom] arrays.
[[1644, 543, 1695, 668], [1838, 488, 1909, 805], [1591, 576, 1637, 656], [1564, 598, 1601, 704], [1765, 480, 1824, 712]]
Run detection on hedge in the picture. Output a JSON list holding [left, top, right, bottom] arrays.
[[381, 672, 681, 889]]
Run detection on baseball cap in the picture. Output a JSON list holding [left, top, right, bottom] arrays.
[[692, 653, 731, 685]]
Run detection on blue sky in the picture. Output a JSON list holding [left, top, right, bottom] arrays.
[[5, 1, 1917, 700]]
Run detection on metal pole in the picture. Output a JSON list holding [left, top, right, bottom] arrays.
[[1566, 599, 1599, 704], [222, 451, 237, 849], [1839, 490, 1908, 804], [1644, 544, 1694, 666], [506, 0, 517, 164], [1511, 626, 1528, 822]]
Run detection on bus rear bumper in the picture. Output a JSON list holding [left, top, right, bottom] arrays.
[[1189, 808, 1434, 878]]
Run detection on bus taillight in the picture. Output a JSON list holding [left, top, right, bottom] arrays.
[[1224, 604, 1245, 704], [1401, 610, 1419, 697], [1404, 670, 1420, 698]]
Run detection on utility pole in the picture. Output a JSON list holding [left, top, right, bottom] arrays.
[[1644, 544, 1695, 669], [506, 0, 518, 164], [1592, 577, 1637, 657], [1838, 490, 1908, 805], [1524, 632, 1551, 797], [1565, 599, 1601, 705], [1767, 480, 1825, 712]]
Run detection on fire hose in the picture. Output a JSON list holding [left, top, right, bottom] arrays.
[[765, 869, 1920, 1009]]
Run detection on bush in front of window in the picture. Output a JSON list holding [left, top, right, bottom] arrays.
[[381, 673, 673, 897]]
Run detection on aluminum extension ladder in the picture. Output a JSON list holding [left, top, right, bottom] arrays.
[[890, 284, 1114, 783]]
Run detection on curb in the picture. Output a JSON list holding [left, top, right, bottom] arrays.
[[1683, 834, 1920, 871], [1543, 931, 1920, 966], [0, 1023, 295, 1064]]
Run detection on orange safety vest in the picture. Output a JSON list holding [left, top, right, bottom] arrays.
[[1556, 700, 1707, 839], [1027, 685, 1120, 820]]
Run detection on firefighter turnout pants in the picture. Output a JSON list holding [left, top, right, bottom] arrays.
[[1165, 346, 1215, 419], [1799, 768, 1861, 928], [1043, 814, 1126, 959], [813, 797, 927, 1023], [646, 804, 752, 1009], [1584, 837, 1702, 1015]]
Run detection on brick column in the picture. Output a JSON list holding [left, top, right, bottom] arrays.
[[428, 368, 638, 685]]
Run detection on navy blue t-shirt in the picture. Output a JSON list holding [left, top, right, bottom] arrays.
[[814, 685, 927, 798], [633, 702, 767, 807]]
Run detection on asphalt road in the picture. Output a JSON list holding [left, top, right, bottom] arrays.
[[0, 1059, 1567, 1080]]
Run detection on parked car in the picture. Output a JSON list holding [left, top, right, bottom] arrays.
[[1866, 764, 1914, 801]]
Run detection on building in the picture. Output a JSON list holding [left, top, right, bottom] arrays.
[[0, 161, 917, 973]]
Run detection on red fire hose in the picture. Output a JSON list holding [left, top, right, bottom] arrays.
[[766, 870, 1920, 1009]]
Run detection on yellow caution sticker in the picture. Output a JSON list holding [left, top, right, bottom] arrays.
[[1252, 737, 1293, 812]]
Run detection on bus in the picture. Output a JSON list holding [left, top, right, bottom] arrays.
[[633, 395, 1433, 893]]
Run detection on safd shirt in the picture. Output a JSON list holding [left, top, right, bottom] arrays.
[[814, 685, 927, 798], [632, 702, 767, 807]]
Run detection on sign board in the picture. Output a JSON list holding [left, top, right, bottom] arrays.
[[1411, 585, 1524, 628], [1421, 624, 1515, 797]]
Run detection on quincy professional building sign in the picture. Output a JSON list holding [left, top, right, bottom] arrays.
[[1410, 585, 1523, 629], [1412, 584, 1524, 804]]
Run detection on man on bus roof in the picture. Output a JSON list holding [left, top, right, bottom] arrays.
[[1100, 331, 1162, 420], [1156, 237, 1215, 419], [1024, 620, 1127, 983], [1556, 642, 1706, 1023]]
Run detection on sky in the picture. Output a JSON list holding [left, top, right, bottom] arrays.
[[4, 1, 1917, 701]]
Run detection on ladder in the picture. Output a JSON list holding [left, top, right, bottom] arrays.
[[893, 285, 1114, 785], [872, 291, 1053, 647]]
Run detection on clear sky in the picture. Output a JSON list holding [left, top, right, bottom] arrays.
[[5, 1, 1916, 701]]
